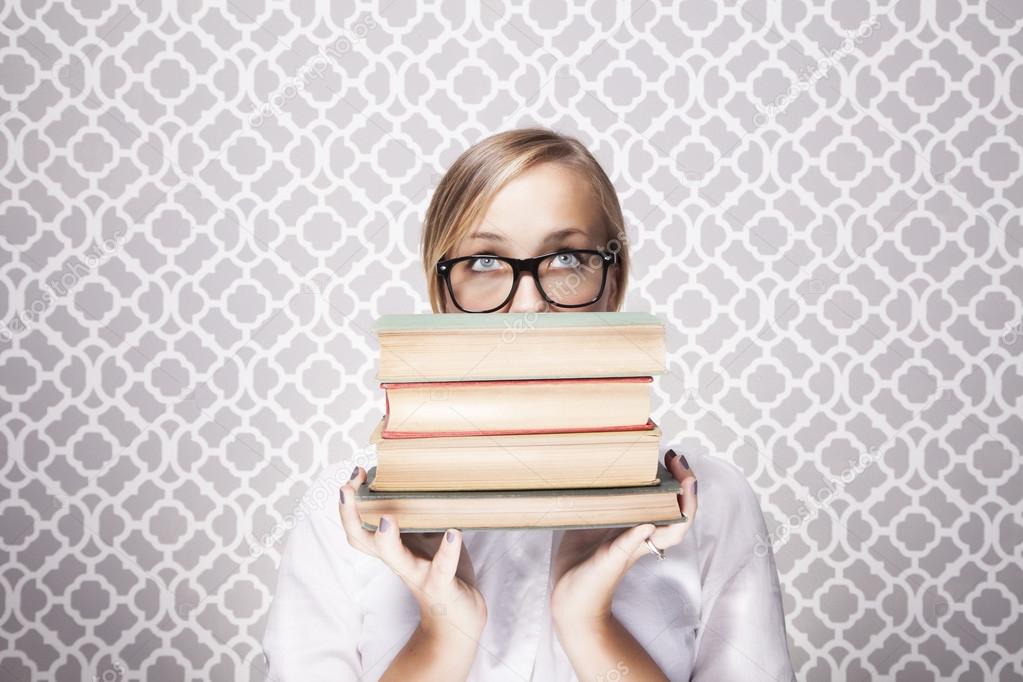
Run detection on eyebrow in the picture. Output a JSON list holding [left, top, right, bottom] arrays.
[[466, 227, 589, 244], [466, 230, 506, 242]]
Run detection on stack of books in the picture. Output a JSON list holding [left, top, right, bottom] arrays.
[[355, 311, 685, 532]]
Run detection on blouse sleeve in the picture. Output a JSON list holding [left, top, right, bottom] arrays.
[[261, 486, 368, 681], [689, 457, 796, 682]]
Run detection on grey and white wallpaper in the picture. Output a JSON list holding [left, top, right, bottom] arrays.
[[2, 1, 1022, 680]]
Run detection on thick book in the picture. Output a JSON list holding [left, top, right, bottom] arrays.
[[374, 311, 665, 382], [356, 461, 683, 532], [381, 376, 653, 437], [368, 415, 661, 491]]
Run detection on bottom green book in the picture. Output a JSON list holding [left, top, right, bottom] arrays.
[[355, 461, 684, 532]]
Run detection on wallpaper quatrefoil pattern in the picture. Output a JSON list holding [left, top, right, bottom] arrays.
[[2, 1, 1022, 681]]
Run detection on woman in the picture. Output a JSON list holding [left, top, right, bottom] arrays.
[[262, 129, 795, 681]]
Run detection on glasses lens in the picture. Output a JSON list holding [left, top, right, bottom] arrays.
[[448, 256, 515, 312], [538, 251, 606, 305]]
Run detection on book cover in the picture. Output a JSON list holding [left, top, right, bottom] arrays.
[[380, 417, 656, 439], [374, 311, 666, 382], [373, 311, 663, 333], [370, 414, 662, 446], [355, 460, 683, 532], [381, 376, 654, 437]]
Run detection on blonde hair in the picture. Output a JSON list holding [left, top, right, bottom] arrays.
[[421, 128, 628, 312]]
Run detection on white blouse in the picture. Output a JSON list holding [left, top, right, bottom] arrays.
[[261, 454, 796, 681]]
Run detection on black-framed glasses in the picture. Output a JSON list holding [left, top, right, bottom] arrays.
[[436, 248, 618, 313]]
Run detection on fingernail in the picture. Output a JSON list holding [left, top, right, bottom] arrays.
[[665, 450, 677, 465], [339, 489, 345, 504], [679, 455, 690, 470], [378, 517, 390, 532], [446, 529, 456, 543], [350, 468, 359, 480], [692, 480, 698, 496]]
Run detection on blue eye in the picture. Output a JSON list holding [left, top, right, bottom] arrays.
[[469, 256, 503, 272], [550, 252, 582, 268]]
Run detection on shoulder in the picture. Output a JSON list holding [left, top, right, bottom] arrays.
[[271, 463, 378, 588], [263, 464, 377, 678]]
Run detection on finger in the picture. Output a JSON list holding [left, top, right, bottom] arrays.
[[650, 453, 697, 548], [650, 477, 698, 549], [664, 448, 693, 483], [427, 528, 463, 586], [680, 475, 698, 526], [372, 514, 419, 580], [338, 466, 376, 552], [665, 451, 697, 515], [646, 453, 695, 548], [605, 523, 657, 570]]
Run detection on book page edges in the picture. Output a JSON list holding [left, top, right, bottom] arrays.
[[360, 516, 685, 532], [381, 376, 653, 389], [379, 417, 656, 439], [373, 311, 664, 333], [371, 415, 660, 445], [357, 461, 677, 499]]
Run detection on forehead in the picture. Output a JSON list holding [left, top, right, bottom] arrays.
[[458, 162, 605, 256]]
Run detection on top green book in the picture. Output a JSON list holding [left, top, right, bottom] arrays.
[[374, 311, 665, 382], [374, 311, 663, 332]]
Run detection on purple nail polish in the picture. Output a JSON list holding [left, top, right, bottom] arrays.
[[350, 468, 359, 480], [693, 480, 698, 496], [680, 454, 690, 470], [378, 517, 390, 532], [446, 530, 455, 543], [339, 489, 345, 504], [665, 449, 677, 463]]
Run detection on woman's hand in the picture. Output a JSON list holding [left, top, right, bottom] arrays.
[[548, 450, 697, 682], [550, 449, 698, 628], [338, 466, 487, 682]]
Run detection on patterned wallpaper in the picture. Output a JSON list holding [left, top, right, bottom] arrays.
[[2, 1, 1022, 680]]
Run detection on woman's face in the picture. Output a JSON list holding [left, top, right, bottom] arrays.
[[441, 162, 618, 314]]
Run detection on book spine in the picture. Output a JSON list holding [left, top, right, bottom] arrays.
[[381, 376, 653, 389], [380, 418, 656, 439]]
